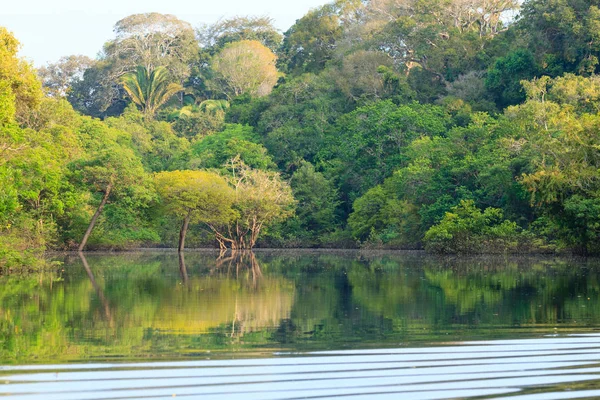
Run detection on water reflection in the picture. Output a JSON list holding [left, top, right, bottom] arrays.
[[79, 252, 113, 325], [1, 251, 600, 364]]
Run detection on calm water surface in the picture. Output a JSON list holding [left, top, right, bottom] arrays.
[[2, 250, 600, 399]]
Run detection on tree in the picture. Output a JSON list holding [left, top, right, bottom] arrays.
[[289, 161, 339, 235], [518, 0, 600, 76], [278, 4, 344, 75], [70, 121, 152, 251], [67, 60, 127, 118], [167, 101, 228, 140], [0, 27, 42, 125], [210, 159, 295, 249], [105, 105, 190, 172], [38, 55, 94, 98], [105, 13, 199, 81], [509, 74, 600, 253], [120, 66, 183, 116], [333, 50, 397, 103], [353, 0, 519, 83], [485, 49, 538, 109], [331, 100, 452, 207], [424, 200, 529, 254], [154, 170, 235, 252], [210, 40, 279, 100], [69, 13, 198, 117], [197, 16, 282, 53]]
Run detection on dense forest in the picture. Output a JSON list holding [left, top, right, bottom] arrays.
[[3, 0, 600, 267]]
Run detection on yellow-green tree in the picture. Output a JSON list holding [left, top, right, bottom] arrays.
[[210, 40, 279, 100], [209, 159, 295, 249], [154, 170, 235, 252], [0, 27, 42, 125], [509, 74, 600, 253]]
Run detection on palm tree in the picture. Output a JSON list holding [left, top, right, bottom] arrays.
[[120, 66, 182, 116], [199, 99, 230, 116]]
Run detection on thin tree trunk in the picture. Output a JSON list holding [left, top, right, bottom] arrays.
[[78, 183, 113, 252], [178, 213, 191, 253]]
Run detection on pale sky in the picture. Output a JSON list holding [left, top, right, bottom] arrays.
[[0, 0, 329, 67]]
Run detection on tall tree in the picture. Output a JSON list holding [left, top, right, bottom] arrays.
[[68, 13, 198, 117], [197, 16, 282, 53], [278, 4, 344, 75], [511, 74, 600, 253], [518, 0, 600, 76], [105, 13, 199, 80]]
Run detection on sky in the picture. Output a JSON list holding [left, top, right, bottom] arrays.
[[0, 0, 328, 67]]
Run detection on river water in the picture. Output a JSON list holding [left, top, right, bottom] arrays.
[[1, 250, 600, 399]]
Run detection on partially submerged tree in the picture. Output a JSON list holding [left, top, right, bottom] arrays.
[[154, 170, 235, 252], [120, 66, 183, 116], [209, 159, 295, 249]]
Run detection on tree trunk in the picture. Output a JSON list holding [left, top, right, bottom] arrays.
[[78, 183, 112, 252], [178, 212, 191, 253]]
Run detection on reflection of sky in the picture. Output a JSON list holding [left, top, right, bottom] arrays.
[[0, 0, 328, 67]]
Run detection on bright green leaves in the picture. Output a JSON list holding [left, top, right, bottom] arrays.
[[190, 124, 274, 171], [154, 170, 235, 226], [509, 74, 600, 253], [154, 162, 294, 250], [424, 200, 532, 254]]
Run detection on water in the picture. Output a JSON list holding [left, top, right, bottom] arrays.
[[1, 250, 600, 398]]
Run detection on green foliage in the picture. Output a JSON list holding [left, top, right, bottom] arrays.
[[519, 0, 600, 76], [106, 105, 190, 172], [486, 50, 538, 108], [154, 170, 236, 250], [164, 101, 228, 140], [348, 185, 420, 248], [190, 124, 274, 170], [7, 3, 600, 255], [424, 200, 537, 254], [271, 161, 340, 246], [330, 100, 452, 207], [510, 74, 600, 253], [278, 4, 344, 75]]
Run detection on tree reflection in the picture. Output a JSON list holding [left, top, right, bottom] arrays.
[[3, 253, 600, 363], [79, 252, 113, 326], [178, 251, 189, 285], [216, 250, 262, 286]]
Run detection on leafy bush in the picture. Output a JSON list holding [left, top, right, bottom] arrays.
[[424, 200, 542, 254]]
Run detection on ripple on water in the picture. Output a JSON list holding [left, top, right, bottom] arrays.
[[1, 335, 600, 399]]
